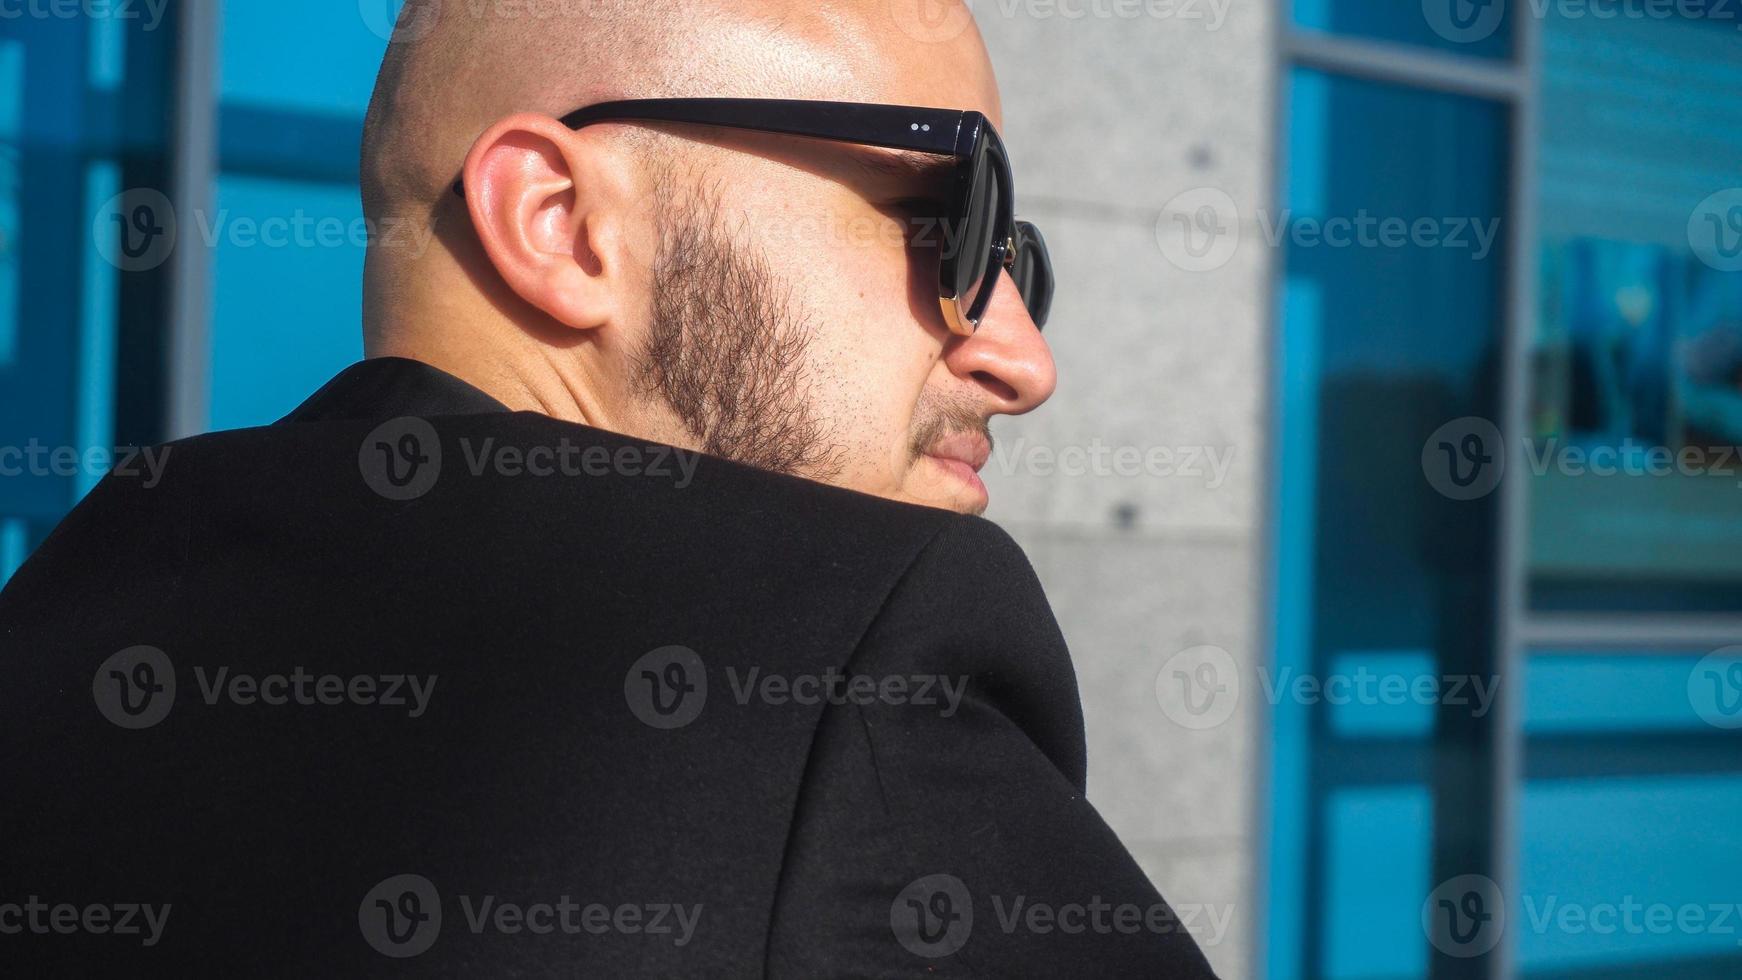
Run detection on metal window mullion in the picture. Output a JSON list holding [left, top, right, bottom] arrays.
[[1281, 28, 1527, 103], [164, 0, 220, 441], [1491, 5, 1544, 980], [1522, 615, 1742, 651]]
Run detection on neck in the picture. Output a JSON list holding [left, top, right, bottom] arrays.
[[370, 329, 616, 427], [364, 253, 678, 444]]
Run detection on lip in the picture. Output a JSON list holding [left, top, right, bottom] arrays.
[[923, 432, 992, 503], [925, 432, 992, 473]]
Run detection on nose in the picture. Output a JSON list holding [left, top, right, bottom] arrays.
[[943, 269, 1057, 413]]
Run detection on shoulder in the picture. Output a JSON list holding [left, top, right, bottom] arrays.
[[3, 411, 1000, 643]]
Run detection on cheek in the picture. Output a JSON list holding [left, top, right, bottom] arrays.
[[802, 334, 935, 489], [775, 251, 941, 488], [734, 184, 946, 489]]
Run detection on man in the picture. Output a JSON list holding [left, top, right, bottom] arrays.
[[0, 1, 1216, 975]]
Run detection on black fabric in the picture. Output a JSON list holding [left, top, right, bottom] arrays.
[[0, 357, 1217, 978]]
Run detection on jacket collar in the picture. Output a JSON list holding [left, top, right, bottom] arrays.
[[279, 357, 510, 424]]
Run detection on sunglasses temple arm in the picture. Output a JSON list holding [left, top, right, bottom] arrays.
[[454, 101, 976, 196]]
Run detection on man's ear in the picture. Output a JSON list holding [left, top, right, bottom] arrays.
[[460, 112, 642, 331]]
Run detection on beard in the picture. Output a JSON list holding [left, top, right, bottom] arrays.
[[634, 183, 846, 480], [634, 178, 992, 500]]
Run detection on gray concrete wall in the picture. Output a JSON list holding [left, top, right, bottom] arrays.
[[968, 2, 1274, 975]]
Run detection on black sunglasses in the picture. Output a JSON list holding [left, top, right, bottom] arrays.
[[454, 98, 1053, 334]]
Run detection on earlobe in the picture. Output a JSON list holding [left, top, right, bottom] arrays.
[[460, 112, 633, 332]]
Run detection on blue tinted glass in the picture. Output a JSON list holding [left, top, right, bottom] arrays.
[[208, 176, 366, 431], [1525, 652, 1722, 734], [0, 518, 26, 587], [1519, 776, 1742, 973], [1, 22, 96, 526], [220, 1, 390, 114], [1323, 785, 1433, 977], [1, 39, 22, 367], [1270, 67, 1510, 980], [1528, 9, 1742, 612], [1282, 67, 1507, 653], [1294, 0, 1513, 61]]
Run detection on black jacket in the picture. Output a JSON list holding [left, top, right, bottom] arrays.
[[0, 357, 1217, 977]]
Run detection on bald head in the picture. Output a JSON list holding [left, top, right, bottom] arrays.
[[361, 0, 674, 222], [352, 1, 1048, 517], [359, 0, 992, 224]]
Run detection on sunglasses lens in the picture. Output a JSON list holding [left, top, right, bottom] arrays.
[[954, 146, 1000, 326], [1012, 221, 1053, 330]]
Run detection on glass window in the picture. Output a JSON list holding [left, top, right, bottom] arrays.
[[208, 176, 366, 430], [220, 2, 392, 116], [1527, 10, 1742, 612], [1323, 786, 1434, 978], [1, 17, 130, 563], [206, 2, 389, 431], [1270, 66, 1511, 980], [1293, 0, 1514, 62], [1518, 774, 1742, 972], [1, 39, 20, 368]]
